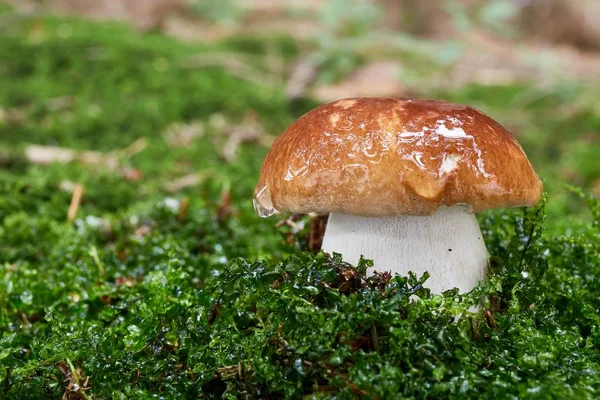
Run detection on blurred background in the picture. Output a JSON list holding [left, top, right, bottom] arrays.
[[15, 0, 600, 89], [0, 0, 599, 232]]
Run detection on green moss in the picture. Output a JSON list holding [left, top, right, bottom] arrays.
[[1, 11, 600, 400]]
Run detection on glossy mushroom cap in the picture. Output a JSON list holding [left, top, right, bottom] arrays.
[[254, 97, 543, 217]]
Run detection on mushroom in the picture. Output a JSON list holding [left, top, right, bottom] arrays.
[[253, 98, 542, 293]]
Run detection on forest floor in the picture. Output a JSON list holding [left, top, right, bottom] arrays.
[[1, 2, 600, 399]]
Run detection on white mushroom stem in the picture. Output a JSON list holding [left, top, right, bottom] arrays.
[[321, 206, 489, 293]]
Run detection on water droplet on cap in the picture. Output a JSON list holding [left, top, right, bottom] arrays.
[[253, 185, 277, 217]]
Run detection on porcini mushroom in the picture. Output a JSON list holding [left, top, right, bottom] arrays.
[[253, 98, 542, 293]]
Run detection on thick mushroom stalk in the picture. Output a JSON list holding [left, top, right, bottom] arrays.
[[321, 206, 489, 293]]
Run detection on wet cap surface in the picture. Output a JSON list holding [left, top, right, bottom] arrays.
[[254, 97, 543, 217]]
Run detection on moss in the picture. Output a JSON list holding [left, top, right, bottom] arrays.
[[1, 11, 600, 400]]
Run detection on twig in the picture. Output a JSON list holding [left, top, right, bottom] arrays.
[[178, 197, 189, 222], [163, 121, 204, 147], [165, 170, 213, 192], [25, 145, 117, 169], [286, 55, 319, 99], [519, 206, 543, 269], [67, 184, 84, 222], [118, 137, 148, 158], [89, 246, 105, 276], [26, 145, 76, 165], [309, 214, 329, 253], [275, 213, 303, 229], [371, 324, 380, 353], [484, 310, 499, 332], [219, 112, 275, 162], [25, 137, 146, 170], [216, 184, 232, 221]]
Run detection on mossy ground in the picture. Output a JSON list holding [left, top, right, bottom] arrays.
[[1, 9, 600, 400]]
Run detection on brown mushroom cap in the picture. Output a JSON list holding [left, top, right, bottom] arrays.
[[254, 97, 543, 217]]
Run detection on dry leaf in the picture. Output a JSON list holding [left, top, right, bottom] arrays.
[[215, 112, 275, 162], [57, 360, 91, 400], [286, 56, 319, 99], [163, 121, 205, 147], [25, 145, 76, 165], [165, 170, 213, 192], [67, 183, 84, 222]]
